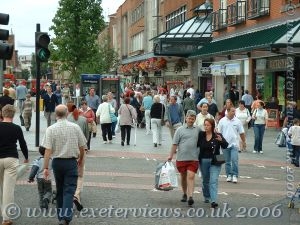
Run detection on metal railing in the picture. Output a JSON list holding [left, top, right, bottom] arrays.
[[247, 0, 270, 19], [227, 1, 246, 26], [211, 8, 227, 31]]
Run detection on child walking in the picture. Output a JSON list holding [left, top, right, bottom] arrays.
[[288, 118, 300, 167], [22, 94, 35, 131], [28, 146, 53, 209]]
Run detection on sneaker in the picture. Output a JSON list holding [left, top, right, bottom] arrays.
[[93, 133, 96, 137], [103, 141, 107, 144], [226, 176, 232, 182], [260, 151, 263, 154], [211, 202, 219, 208], [232, 175, 238, 183], [108, 140, 112, 144], [121, 141, 124, 146], [204, 199, 210, 203], [154, 143, 158, 147], [252, 150, 257, 153], [112, 135, 116, 138], [181, 194, 187, 202], [187, 197, 194, 207]]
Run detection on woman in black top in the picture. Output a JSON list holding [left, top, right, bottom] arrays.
[[150, 95, 165, 147], [0, 104, 29, 225], [197, 118, 228, 208]]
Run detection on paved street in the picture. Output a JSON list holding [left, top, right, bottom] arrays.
[[11, 110, 300, 225]]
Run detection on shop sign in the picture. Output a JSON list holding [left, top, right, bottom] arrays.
[[268, 57, 294, 70], [256, 59, 267, 70], [210, 65, 222, 76], [225, 63, 241, 75], [200, 67, 211, 75]]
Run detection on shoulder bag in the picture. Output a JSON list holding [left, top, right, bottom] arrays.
[[211, 138, 225, 165], [108, 104, 117, 123], [126, 104, 134, 125]]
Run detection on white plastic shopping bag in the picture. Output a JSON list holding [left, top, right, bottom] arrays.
[[115, 116, 120, 133], [157, 161, 178, 191]]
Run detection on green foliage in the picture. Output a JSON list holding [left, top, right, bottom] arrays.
[[78, 35, 120, 75], [50, 0, 105, 82], [21, 69, 30, 80]]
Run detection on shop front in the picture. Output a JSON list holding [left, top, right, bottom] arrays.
[[254, 56, 300, 112], [209, 61, 247, 108]]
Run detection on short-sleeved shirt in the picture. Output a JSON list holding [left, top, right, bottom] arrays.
[[173, 124, 200, 161], [217, 116, 244, 148], [42, 119, 87, 158]]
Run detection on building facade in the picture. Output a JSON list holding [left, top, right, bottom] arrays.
[[109, 0, 208, 86], [191, 0, 300, 110]]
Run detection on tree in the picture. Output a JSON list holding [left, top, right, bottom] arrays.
[[21, 69, 30, 80], [50, 0, 105, 82], [78, 34, 120, 74]]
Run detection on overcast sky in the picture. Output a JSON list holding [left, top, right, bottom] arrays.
[[1, 0, 125, 55]]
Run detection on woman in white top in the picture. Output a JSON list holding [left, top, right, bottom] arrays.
[[195, 102, 214, 131], [252, 101, 268, 154], [96, 95, 115, 144], [235, 100, 251, 152]]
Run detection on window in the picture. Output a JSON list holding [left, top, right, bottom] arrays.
[[248, 0, 270, 19], [220, 0, 227, 26], [165, 6, 187, 30], [131, 32, 144, 53], [131, 3, 144, 24]]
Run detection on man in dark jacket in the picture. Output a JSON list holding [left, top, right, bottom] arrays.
[[42, 86, 59, 127]]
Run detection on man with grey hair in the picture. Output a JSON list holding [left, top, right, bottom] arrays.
[[168, 110, 200, 207], [42, 104, 86, 225]]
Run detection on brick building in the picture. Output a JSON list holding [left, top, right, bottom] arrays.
[[191, 0, 300, 111], [109, 0, 209, 85]]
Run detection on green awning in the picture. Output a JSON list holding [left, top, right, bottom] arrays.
[[190, 20, 300, 58]]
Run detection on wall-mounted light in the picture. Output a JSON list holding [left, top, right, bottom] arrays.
[[227, 55, 231, 60], [247, 52, 251, 58]]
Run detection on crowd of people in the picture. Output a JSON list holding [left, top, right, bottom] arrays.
[[0, 80, 300, 224]]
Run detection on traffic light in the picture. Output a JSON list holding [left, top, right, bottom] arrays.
[[35, 32, 50, 62], [0, 13, 14, 60]]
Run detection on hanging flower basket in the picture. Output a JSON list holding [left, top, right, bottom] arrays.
[[174, 58, 188, 73]]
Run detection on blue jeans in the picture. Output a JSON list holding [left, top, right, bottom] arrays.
[[52, 159, 78, 222], [200, 158, 222, 203], [253, 124, 265, 152], [223, 146, 239, 177], [111, 121, 117, 136]]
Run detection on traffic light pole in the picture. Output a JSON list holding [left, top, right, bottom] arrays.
[[35, 23, 41, 147]]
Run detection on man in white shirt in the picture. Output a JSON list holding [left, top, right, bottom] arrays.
[[217, 107, 246, 183], [186, 84, 195, 99]]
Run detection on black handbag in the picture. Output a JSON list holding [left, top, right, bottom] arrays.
[[211, 138, 225, 165], [212, 154, 225, 165]]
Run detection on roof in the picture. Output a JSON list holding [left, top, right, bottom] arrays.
[[151, 14, 212, 40], [190, 19, 300, 58]]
